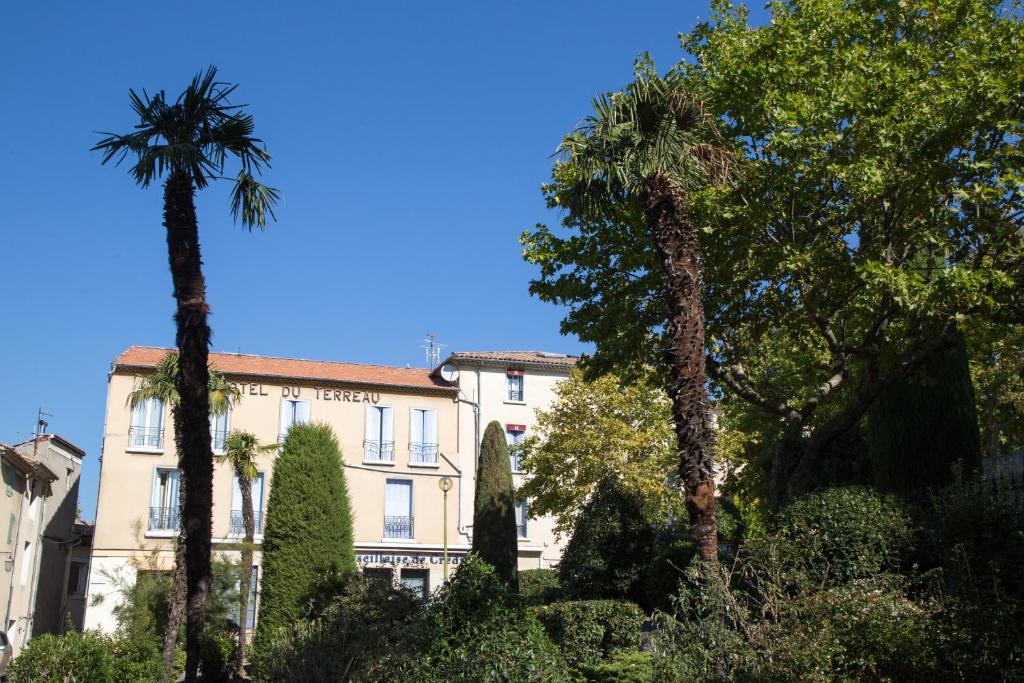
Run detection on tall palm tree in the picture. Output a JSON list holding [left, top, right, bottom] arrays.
[[554, 61, 732, 562], [222, 430, 277, 678], [97, 67, 278, 680], [128, 351, 240, 682]]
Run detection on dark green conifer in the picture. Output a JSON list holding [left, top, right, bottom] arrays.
[[472, 421, 519, 589], [869, 331, 982, 494], [252, 423, 355, 654]]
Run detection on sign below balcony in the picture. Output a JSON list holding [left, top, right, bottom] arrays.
[[357, 551, 466, 568]]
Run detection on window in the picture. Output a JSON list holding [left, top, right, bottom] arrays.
[[506, 369, 524, 402], [364, 567, 393, 588], [245, 566, 259, 629], [279, 400, 310, 443], [515, 499, 529, 539], [67, 560, 88, 597], [230, 473, 265, 536], [20, 540, 31, 585], [149, 468, 181, 532], [506, 425, 526, 472], [384, 479, 413, 539], [400, 569, 429, 599], [129, 397, 165, 450], [210, 409, 230, 454], [6, 513, 14, 545], [364, 406, 395, 462], [409, 408, 438, 465]]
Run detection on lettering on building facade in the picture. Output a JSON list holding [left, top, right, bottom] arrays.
[[230, 383, 381, 404], [356, 552, 465, 567]]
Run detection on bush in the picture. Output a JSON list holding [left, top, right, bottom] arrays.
[[9, 629, 169, 683], [773, 486, 913, 584], [643, 537, 697, 614], [519, 568, 564, 606], [533, 600, 644, 671], [472, 421, 519, 589], [252, 422, 356, 658], [578, 651, 654, 683], [199, 626, 235, 683], [559, 478, 655, 607]]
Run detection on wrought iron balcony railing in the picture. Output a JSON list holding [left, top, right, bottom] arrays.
[[508, 389, 524, 402], [409, 442, 438, 465], [229, 510, 265, 536], [384, 515, 414, 539], [129, 426, 165, 450], [364, 440, 395, 463], [149, 506, 180, 532]]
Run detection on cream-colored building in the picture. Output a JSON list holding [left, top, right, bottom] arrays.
[[86, 346, 575, 634]]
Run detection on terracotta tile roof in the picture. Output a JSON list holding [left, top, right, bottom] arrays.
[[438, 351, 579, 371], [113, 346, 456, 393], [1, 444, 59, 481]]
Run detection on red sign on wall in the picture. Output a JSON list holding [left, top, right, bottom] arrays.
[[506, 424, 527, 433]]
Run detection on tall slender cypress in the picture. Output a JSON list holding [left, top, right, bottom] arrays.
[[252, 423, 355, 655], [472, 421, 519, 589]]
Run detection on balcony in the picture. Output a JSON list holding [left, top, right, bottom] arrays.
[[129, 426, 164, 451], [409, 442, 438, 465], [364, 440, 395, 463], [384, 515, 414, 539], [149, 506, 180, 532], [229, 510, 265, 536]]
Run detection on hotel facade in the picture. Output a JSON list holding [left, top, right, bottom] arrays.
[[85, 346, 575, 633]]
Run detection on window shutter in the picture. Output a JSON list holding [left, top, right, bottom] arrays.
[[131, 400, 147, 428], [152, 399, 164, 433], [252, 474, 265, 512], [424, 409, 437, 445], [167, 471, 180, 510], [381, 407, 394, 443], [410, 410, 424, 445], [279, 401, 293, 439], [385, 480, 412, 517], [231, 476, 242, 511], [365, 406, 381, 442], [296, 400, 310, 424], [150, 470, 161, 508]]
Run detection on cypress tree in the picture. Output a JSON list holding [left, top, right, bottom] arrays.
[[472, 421, 519, 589], [252, 423, 355, 654], [869, 330, 982, 494]]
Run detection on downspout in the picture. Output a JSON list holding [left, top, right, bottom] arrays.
[[455, 373, 480, 540]]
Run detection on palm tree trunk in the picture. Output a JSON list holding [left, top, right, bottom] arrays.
[[644, 174, 718, 563], [163, 169, 215, 681], [235, 476, 255, 678], [162, 471, 187, 683]]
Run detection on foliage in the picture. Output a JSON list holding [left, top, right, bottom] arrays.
[[472, 421, 519, 589], [127, 350, 241, 416], [558, 478, 656, 607], [643, 537, 698, 614], [577, 651, 654, 683], [772, 486, 913, 585], [516, 369, 678, 536], [869, 331, 982, 493], [532, 600, 645, 671], [8, 630, 167, 683], [198, 626, 235, 683], [93, 66, 279, 229], [519, 568, 565, 606], [252, 423, 356, 659], [969, 322, 1024, 457]]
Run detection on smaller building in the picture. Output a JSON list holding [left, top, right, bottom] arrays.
[[0, 434, 86, 653]]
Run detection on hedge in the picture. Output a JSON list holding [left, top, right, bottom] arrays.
[[532, 599, 645, 670]]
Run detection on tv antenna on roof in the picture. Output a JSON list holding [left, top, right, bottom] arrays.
[[422, 333, 445, 368]]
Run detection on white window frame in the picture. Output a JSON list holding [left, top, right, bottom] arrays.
[[515, 499, 529, 539], [279, 399, 310, 444], [506, 373, 525, 403], [506, 427, 526, 472], [383, 478, 414, 540], [210, 408, 231, 455], [409, 408, 438, 467], [128, 396, 165, 452], [148, 468, 181, 537], [229, 472, 266, 537]]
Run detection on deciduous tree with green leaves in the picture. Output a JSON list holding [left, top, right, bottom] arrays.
[[96, 67, 278, 680], [515, 369, 677, 536], [525, 0, 1024, 507]]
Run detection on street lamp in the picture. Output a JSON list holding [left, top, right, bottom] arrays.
[[438, 476, 454, 580]]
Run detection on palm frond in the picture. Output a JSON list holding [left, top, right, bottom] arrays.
[[231, 170, 280, 230]]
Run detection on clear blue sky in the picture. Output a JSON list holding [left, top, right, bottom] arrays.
[[0, 1, 767, 520]]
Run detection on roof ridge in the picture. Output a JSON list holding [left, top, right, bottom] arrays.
[[120, 346, 433, 373]]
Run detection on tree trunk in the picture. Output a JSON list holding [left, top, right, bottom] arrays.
[[161, 469, 187, 683], [163, 170, 214, 682], [644, 174, 718, 563], [234, 475, 255, 679], [769, 421, 804, 509]]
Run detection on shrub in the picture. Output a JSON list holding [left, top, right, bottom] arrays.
[[252, 423, 356, 658], [9, 629, 168, 683], [472, 421, 519, 589], [643, 537, 697, 614], [773, 486, 913, 584], [198, 626, 235, 683], [559, 478, 655, 606], [578, 651, 654, 683], [519, 568, 564, 606], [532, 600, 644, 670]]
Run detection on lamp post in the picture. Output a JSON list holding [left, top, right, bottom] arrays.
[[438, 476, 454, 580]]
